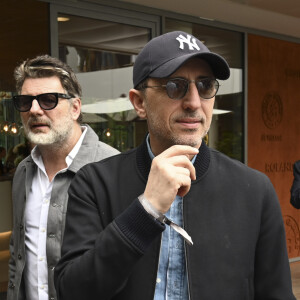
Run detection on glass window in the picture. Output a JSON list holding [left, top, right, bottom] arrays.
[[58, 14, 151, 151], [0, 97, 25, 178], [165, 19, 244, 161], [0, 0, 49, 180]]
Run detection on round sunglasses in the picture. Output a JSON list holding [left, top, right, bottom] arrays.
[[143, 77, 219, 100], [12, 93, 72, 112]]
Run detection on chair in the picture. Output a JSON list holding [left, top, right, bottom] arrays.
[[0, 231, 12, 292]]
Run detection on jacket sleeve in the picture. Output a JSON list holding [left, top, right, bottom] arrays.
[[290, 160, 300, 208], [254, 175, 296, 299], [54, 165, 164, 300], [7, 230, 16, 297], [6, 162, 28, 300]]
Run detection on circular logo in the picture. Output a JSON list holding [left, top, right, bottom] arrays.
[[284, 215, 300, 257], [261, 92, 283, 129]]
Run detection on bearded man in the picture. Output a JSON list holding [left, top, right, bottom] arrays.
[[7, 55, 119, 300]]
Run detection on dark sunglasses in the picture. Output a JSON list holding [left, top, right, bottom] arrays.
[[12, 93, 72, 112], [143, 77, 219, 100]]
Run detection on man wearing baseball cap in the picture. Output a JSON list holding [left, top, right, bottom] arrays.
[[55, 31, 295, 299]]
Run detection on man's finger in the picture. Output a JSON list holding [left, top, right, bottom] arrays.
[[166, 156, 196, 180], [158, 145, 199, 159]]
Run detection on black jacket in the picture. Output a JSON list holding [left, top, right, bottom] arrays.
[[291, 160, 300, 208], [55, 139, 295, 300]]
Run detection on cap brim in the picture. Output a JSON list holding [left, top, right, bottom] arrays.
[[149, 52, 230, 80]]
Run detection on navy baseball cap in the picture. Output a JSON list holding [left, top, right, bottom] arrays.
[[133, 31, 230, 88]]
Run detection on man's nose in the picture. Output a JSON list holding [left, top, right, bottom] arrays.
[[182, 82, 202, 110], [29, 99, 43, 114]]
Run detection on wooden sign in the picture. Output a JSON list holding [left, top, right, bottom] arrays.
[[248, 34, 300, 258]]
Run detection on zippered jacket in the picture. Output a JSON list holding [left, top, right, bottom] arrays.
[[55, 138, 295, 300]]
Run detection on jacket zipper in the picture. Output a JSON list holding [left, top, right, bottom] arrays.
[[183, 196, 191, 300], [151, 235, 163, 300]]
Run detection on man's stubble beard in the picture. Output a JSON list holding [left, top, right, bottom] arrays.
[[146, 109, 211, 149], [173, 128, 208, 147]]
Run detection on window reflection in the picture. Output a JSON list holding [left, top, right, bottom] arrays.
[[0, 95, 26, 180], [58, 14, 150, 151]]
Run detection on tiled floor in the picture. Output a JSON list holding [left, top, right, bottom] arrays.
[[291, 261, 300, 299]]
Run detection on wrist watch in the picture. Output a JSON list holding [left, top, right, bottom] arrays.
[[138, 193, 193, 246]]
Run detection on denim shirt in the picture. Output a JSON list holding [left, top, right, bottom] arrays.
[[146, 136, 195, 300]]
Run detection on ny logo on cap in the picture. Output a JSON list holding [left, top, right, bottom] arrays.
[[176, 34, 200, 51]]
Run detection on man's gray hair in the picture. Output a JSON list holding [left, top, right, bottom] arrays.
[[14, 54, 83, 122]]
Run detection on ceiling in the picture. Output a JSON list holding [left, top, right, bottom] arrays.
[[228, 0, 300, 19], [118, 0, 300, 40], [58, 16, 149, 54], [58, 14, 243, 69]]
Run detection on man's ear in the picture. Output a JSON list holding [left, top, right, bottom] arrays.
[[129, 89, 147, 119], [71, 97, 82, 121]]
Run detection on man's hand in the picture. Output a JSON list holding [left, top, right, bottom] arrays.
[[144, 145, 199, 214]]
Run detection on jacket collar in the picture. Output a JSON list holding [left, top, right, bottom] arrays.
[[136, 135, 210, 182], [67, 124, 100, 173]]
